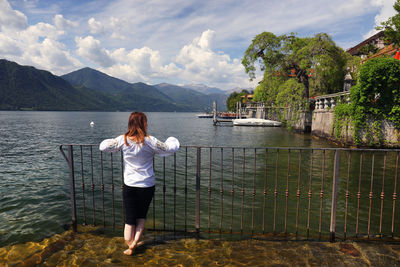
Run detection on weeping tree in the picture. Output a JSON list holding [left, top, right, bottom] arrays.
[[242, 32, 348, 102]]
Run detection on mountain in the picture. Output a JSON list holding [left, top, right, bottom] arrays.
[[183, 84, 227, 95], [225, 87, 253, 95], [154, 83, 228, 111], [61, 68, 185, 111], [0, 59, 228, 111], [0, 59, 120, 110]]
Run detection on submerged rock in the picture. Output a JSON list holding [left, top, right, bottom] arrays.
[[1, 225, 400, 266]]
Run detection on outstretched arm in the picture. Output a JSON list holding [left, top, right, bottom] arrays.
[[99, 135, 124, 153], [148, 136, 180, 156]]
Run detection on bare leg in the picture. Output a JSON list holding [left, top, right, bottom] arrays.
[[123, 224, 135, 255], [129, 219, 146, 250]]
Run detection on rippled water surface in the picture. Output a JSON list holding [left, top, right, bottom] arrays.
[[0, 111, 335, 248]]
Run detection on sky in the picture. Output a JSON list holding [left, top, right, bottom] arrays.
[[0, 0, 397, 90]]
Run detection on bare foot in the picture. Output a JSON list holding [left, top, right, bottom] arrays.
[[128, 241, 137, 250], [123, 248, 133, 255]]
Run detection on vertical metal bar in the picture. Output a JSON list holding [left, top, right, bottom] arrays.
[[100, 151, 105, 227], [208, 148, 212, 232], [120, 150, 124, 227], [152, 157, 155, 231], [344, 151, 351, 239], [295, 150, 301, 238], [195, 147, 201, 235], [173, 153, 177, 233], [319, 150, 326, 239], [368, 153, 375, 238], [392, 152, 399, 237], [241, 148, 245, 234], [330, 150, 340, 242], [80, 146, 87, 225], [111, 153, 115, 229], [284, 149, 290, 235], [90, 146, 96, 225], [252, 148, 256, 235], [307, 150, 313, 239], [230, 148, 235, 234], [68, 145, 77, 232], [219, 148, 224, 233], [185, 147, 188, 233], [379, 152, 387, 237], [163, 157, 166, 231], [273, 149, 279, 234], [262, 148, 268, 234], [356, 153, 363, 238]]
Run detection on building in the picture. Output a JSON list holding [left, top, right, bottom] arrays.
[[346, 31, 397, 61]]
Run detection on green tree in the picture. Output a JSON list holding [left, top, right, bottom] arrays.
[[377, 0, 400, 46], [253, 73, 283, 105], [226, 90, 249, 111], [242, 32, 348, 100]]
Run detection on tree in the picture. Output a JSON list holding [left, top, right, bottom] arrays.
[[253, 73, 283, 105], [226, 90, 249, 111], [242, 32, 348, 100], [377, 0, 400, 46]]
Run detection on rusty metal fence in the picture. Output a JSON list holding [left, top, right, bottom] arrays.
[[60, 145, 400, 241]]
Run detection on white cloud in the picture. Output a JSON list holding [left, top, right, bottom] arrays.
[[364, 0, 396, 38], [0, 0, 28, 30], [22, 22, 64, 43], [1, 0, 398, 90], [54, 14, 78, 30], [0, 33, 22, 55], [75, 35, 114, 67], [102, 46, 180, 83], [0, 1, 82, 74], [88, 17, 105, 35], [22, 38, 83, 74], [175, 29, 256, 89]]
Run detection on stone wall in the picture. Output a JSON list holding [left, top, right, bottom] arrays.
[[311, 93, 400, 147]]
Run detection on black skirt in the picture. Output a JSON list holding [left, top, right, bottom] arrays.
[[123, 185, 155, 225]]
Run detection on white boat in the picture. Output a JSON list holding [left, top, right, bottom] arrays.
[[232, 118, 282, 127], [197, 113, 213, 118]]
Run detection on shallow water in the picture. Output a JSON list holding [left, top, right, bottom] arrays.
[[2, 111, 400, 265], [1, 225, 400, 266], [0, 111, 334, 247]]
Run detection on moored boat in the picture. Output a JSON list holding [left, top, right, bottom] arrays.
[[232, 118, 282, 127], [197, 113, 213, 118]]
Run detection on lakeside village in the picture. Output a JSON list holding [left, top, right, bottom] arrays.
[[206, 29, 400, 148]]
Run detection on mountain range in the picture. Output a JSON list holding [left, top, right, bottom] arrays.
[[0, 59, 229, 111]]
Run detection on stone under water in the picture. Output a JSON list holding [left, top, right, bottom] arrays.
[[1, 225, 400, 266]]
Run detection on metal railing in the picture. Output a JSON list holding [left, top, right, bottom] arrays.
[[60, 145, 400, 241]]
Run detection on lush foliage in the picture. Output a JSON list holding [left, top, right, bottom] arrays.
[[226, 90, 250, 112], [275, 79, 305, 108], [275, 80, 307, 128], [377, 0, 400, 46], [333, 57, 400, 145], [352, 58, 400, 127], [242, 32, 348, 103], [332, 103, 352, 139], [252, 74, 283, 105]]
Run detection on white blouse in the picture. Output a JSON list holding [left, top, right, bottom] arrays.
[[99, 135, 180, 187]]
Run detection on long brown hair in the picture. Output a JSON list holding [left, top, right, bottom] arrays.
[[124, 112, 148, 146]]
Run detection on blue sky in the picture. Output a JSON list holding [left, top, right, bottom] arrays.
[[0, 0, 396, 90]]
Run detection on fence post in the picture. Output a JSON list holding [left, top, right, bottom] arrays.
[[67, 145, 77, 232], [330, 150, 340, 242], [195, 147, 201, 236]]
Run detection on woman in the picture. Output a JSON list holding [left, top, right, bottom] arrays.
[[99, 112, 179, 255]]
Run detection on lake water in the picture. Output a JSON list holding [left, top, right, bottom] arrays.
[[2, 111, 397, 249]]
